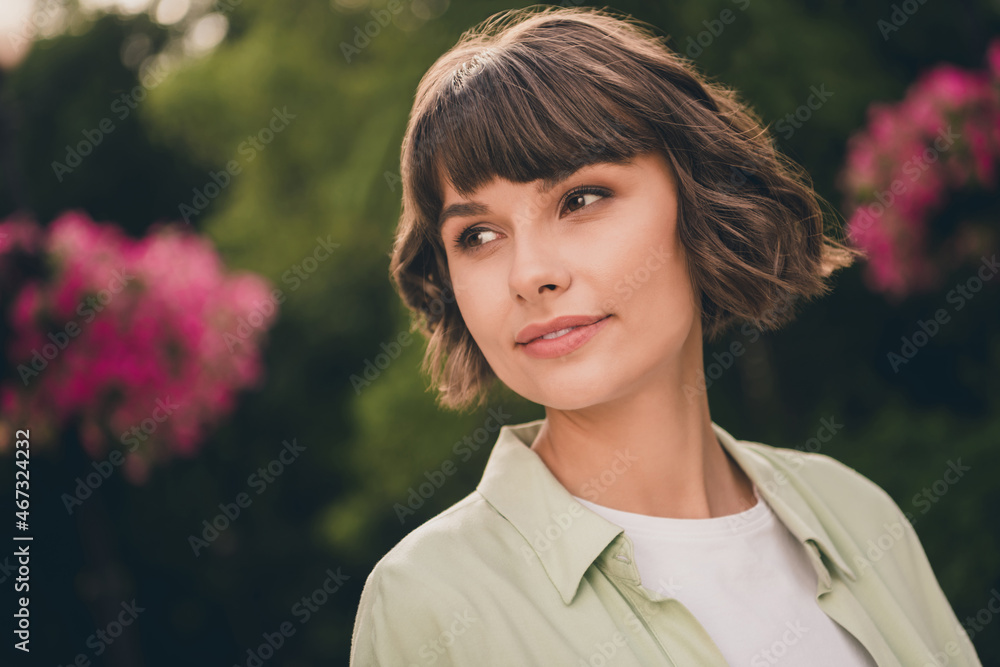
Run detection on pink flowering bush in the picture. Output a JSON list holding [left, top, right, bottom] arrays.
[[837, 39, 1000, 300], [0, 210, 278, 482]]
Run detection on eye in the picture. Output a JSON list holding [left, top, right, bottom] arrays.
[[562, 186, 612, 215], [450, 185, 613, 254], [453, 226, 500, 253]]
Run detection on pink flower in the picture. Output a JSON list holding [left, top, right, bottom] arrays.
[[0, 214, 43, 258], [10, 281, 41, 327], [987, 38, 1000, 80], [965, 119, 997, 187], [837, 42, 1000, 299], [0, 210, 279, 476]]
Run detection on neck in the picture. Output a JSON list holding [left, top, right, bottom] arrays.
[[529, 342, 755, 520]]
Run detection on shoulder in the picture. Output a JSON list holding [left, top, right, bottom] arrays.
[[734, 438, 979, 661], [735, 437, 907, 526], [372, 489, 517, 582], [350, 490, 522, 664], [736, 436, 937, 582]]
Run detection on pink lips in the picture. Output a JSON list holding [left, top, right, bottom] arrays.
[[516, 314, 609, 345], [516, 315, 611, 359]]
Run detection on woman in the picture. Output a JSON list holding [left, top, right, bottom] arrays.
[[350, 6, 982, 666]]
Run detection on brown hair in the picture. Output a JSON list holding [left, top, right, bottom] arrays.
[[388, 5, 861, 412]]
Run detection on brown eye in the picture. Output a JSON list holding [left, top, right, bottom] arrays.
[[454, 226, 500, 253], [562, 187, 611, 215]]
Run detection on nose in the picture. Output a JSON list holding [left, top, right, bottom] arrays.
[[507, 213, 571, 303]]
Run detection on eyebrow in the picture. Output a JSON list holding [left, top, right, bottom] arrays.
[[436, 158, 635, 229], [438, 201, 490, 230]]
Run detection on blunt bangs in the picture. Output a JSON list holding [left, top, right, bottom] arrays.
[[411, 44, 658, 205]]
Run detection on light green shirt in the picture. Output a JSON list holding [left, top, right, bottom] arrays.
[[350, 419, 982, 666]]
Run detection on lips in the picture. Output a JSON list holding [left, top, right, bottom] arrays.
[[516, 314, 610, 345]]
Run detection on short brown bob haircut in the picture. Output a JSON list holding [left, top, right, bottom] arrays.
[[389, 5, 861, 412]]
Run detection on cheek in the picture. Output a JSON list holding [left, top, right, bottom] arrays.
[[446, 258, 481, 309], [621, 233, 697, 331], [452, 268, 504, 341], [586, 236, 652, 299], [649, 263, 699, 344]]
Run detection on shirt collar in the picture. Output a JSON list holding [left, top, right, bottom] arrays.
[[476, 419, 857, 605]]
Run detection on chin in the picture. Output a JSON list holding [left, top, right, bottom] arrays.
[[532, 377, 615, 411]]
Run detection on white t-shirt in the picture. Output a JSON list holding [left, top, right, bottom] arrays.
[[571, 484, 878, 666]]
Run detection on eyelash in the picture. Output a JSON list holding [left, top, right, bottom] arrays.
[[451, 186, 613, 253]]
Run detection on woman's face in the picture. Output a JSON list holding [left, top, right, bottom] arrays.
[[438, 150, 702, 410]]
